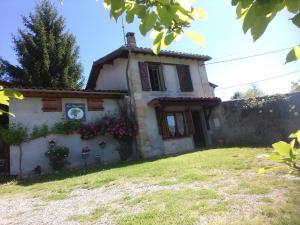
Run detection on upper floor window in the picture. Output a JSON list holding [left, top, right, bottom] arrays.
[[176, 65, 194, 92], [138, 62, 166, 91]]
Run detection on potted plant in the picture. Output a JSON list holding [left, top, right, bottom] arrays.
[[45, 140, 69, 171]]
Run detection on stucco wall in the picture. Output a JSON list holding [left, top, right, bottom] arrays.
[[95, 58, 128, 90], [128, 53, 213, 157], [209, 93, 300, 147], [9, 97, 122, 175], [10, 134, 120, 175]]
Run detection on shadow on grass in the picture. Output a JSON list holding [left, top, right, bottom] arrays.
[[1, 146, 256, 187], [5, 148, 207, 187]]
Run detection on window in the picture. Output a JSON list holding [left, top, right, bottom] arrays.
[[166, 112, 187, 138], [138, 62, 166, 91], [155, 108, 195, 139], [176, 64, 193, 92], [42, 98, 62, 112], [87, 98, 103, 111], [148, 64, 165, 91]]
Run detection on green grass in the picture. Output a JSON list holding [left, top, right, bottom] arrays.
[[68, 206, 107, 223], [1, 147, 299, 225], [0, 148, 265, 198], [119, 188, 229, 225]]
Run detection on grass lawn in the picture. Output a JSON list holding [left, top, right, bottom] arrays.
[[0, 147, 299, 225]]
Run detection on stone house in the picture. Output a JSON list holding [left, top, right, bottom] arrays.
[[0, 32, 220, 176], [87, 32, 220, 157]]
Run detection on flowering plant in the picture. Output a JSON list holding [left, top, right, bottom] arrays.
[[45, 141, 69, 171], [81, 146, 91, 153], [103, 116, 138, 140], [76, 123, 99, 140]]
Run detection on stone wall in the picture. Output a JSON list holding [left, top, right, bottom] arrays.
[[210, 92, 300, 147], [128, 53, 214, 157]]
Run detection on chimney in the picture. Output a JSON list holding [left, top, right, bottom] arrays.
[[126, 32, 136, 47]]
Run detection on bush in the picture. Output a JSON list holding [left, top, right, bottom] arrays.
[[76, 123, 99, 140], [0, 123, 28, 145], [45, 141, 69, 171], [51, 120, 83, 135], [30, 124, 49, 139]]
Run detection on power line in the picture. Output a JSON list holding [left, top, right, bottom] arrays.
[[212, 42, 298, 60], [216, 69, 300, 90], [206, 46, 293, 65]]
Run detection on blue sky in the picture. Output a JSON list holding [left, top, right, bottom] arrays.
[[0, 0, 299, 100]]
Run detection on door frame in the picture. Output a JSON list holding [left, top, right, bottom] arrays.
[[191, 110, 208, 148]]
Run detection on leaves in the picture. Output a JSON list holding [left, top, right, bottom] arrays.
[[291, 13, 300, 28], [233, 0, 299, 63], [272, 141, 291, 157], [0, 87, 23, 116], [286, 45, 300, 63], [289, 130, 300, 143], [260, 130, 300, 174], [285, 0, 300, 14], [151, 30, 166, 54], [139, 11, 158, 36], [185, 30, 205, 47], [104, 0, 207, 53]]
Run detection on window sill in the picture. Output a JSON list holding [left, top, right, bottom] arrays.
[[163, 135, 191, 141]]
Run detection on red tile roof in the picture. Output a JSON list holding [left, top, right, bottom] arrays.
[[148, 97, 221, 106], [86, 46, 212, 90]]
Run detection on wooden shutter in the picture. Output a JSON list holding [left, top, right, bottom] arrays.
[[176, 65, 194, 92], [42, 98, 62, 112], [138, 62, 152, 91], [158, 64, 166, 91], [87, 98, 103, 111], [155, 107, 169, 139], [185, 109, 195, 135]]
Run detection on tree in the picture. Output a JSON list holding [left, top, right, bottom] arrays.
[[291, 80, 300, 93], [0, 124, 28, 177], [99, 0, 299, 62], [231, 91, 243, 100], [231, 84, 264, 99], [1, 0, 83, 89], [243, 84, 264, 99]]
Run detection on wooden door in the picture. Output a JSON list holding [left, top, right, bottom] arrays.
[[192, 111, 206, 148]]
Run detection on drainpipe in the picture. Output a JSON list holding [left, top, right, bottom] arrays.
[[125, 48, 140, 160]]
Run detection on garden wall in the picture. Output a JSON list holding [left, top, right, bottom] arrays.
[[210, 92, 300, 147], [8, 96, 123, 175], [10, 134, 120, 175]]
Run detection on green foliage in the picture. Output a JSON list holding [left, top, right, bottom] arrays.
[[231, 91, 243, 100], [51, 120, 83, 135], [0, 86, 23, 116], [0, 123, 28, 146], [99, 0, 300, 63], [242, 84, 264, 99], [1, 0, 83, 88], [30, 124, 49, 140], [231, 84, 264, 102], [103, 0, 206, 54], [259, 130, 300, 174], [45, 142, 70, 171], [232, 0, 300, 63], [291, 79, 300, 93]]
